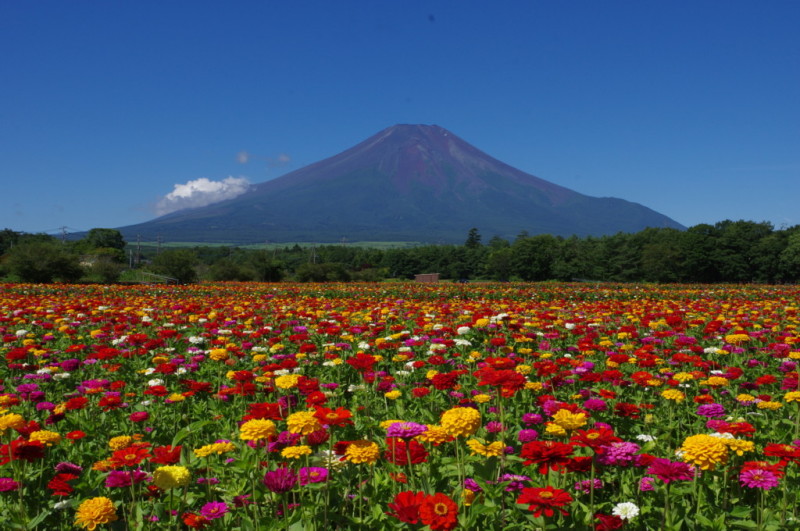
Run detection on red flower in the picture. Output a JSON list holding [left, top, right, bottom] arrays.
[[431, 372, 460, 391], [47, 473, 78, 496], [385, 438, 428, 466], [64, 396, 89, 410], [516, 486, 573, 518], [109, 443, 152, 468], [570, 428, 621, 451], [613, 402, 641, 418], [313, 406, 353, 427], [419, 492, 458, 531], [387, 490, 425, 524], [66, 430, 86, 441], [595, 513, 625, 530], [244, 402, 284, 421], [182, 512, 211, 529], [150, 445, 182, 465], [764, 443, 800, 466], [520, 441, 574, 474]]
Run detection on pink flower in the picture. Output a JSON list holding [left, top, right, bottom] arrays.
[[0, 478, 20, 492], [200, 501, 228, 520], [646, 458, 695, 484], [739, 468, 780, 490]]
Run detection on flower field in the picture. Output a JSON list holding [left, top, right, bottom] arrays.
[[1, 282, 800, 530]]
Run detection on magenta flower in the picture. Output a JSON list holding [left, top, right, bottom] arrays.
[[0, 478, 20, 492], [386, 422, 428, 439], [517, 429, 539, 443], [646, 458, 695, 484], [55, 461, 83, 475], [498, 473, 531, 492], [597, 442, 640, 467], [263, 467, 297, 493], [583, 399, 608, 411], [639, 477, 655, 491], [200, 501, 229, 520], [129, 411, 150, 423], [298, 467, 329, 485], [574, 478, 604, 494], [739, 468, 780, 490], [696, 403, 726, 418], [105, 469, 150, 488]]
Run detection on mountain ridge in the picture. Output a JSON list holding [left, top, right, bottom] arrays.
[[116, 124, 685, 243]]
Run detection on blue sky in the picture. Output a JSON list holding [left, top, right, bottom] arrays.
[[2, 1, 798, 236]]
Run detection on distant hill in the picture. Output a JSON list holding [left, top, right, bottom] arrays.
[[117, 124, 685, 244]]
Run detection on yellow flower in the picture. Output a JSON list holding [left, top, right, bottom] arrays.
[[239, 419, 277, 441], [784, 391, 800, 403], [167, 393, 186, 402], [286, 411, 322, 435], [75, 496, 118, 530], [466, 439, 505, 457], [724, 333, 750, 344], [736, 394, 756, 403], [416, 425, 453, 445], [673, 372, 694, 382], [209, 348, 229, 361], [700, 376, 729, 387], [551, 409, 587, 431], [29, 430, 61, 446], [152, 466, 191, 489], [344, 440, 380, 464], [275, 374, 301, 389], [0, 413, 25, 432], [679, 434, 729, 470], [545, 422, 567, 436], [108, 436, 133, 451], [756, 401, 782, 410], [281, 445, 312, 459], [723, 438, 754, 456], [661, 389, 685, 402], [515, 365, 532, 375], [193, 442, 236, 458], [384, 390, 402, 400], [440, 407, 481, 438], [473, 394, 492, 404], [525, 382, 544, 391], [380, 419, 405, 429]]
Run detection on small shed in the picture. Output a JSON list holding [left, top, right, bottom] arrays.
[[414, 273, 440, 283]]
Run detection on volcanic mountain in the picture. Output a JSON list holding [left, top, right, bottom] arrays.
[[118, 124, 684, 244]]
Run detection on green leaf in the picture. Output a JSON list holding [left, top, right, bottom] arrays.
[[171, 419, 213, 447]]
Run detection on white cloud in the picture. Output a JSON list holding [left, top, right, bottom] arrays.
[[155, 176, 251, 216]]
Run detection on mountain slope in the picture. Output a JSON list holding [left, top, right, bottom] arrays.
[[118, 124, 684, 243]]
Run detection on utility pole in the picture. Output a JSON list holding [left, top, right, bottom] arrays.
[[60, 226, 68, 243], [136, 235, 141, 267], [156, 235, 162, 255]]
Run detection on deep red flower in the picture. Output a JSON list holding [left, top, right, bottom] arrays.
[[387, 490, 425, 524], [431, 372, 460, 391], [419, 492, 458, 531], [595, 513, 625, 530], [385, 438, 428, 466], [516, 486, 573, 518], [764, 443, 800, 465], [150, 445, 182, 465], [244, 402, 285, 421], [570, 427, 621, 451], [520, 441, 574, 474], [47, 473, 78, 496], [64, 396, 89, 410]]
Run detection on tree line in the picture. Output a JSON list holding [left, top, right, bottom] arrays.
[[2, 220, 800, 284]]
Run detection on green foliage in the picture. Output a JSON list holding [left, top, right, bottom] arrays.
[[3, 241, 83, 283], [150, 249, 199, 283]]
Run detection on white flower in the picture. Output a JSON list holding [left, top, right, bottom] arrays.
[[454, 339, 471, 347], [147, 378, 164, 387], [15, 329, 29, 337], [358, 342, 371, 350], [348, 384, 366, 393], [53, 499, 72, 510], [273, 369, 290, 376], [456, 326, 471, 335], [635, 434, 657, 442], [189, 336, 205, 344], [612, 502, 640, 521], [53, 373, 71, 380], [564, 323, 576, 330], [175, 367, 187, 375]]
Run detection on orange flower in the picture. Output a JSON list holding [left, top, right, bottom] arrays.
[[419, 492, 458, 531]]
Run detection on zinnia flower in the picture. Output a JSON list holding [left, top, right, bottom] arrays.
[[152, 466, 190, 490], [239, 419, 277, 441], [200, 501, 228, 520], [298, 467, 328, 485], [419, 492, 459, 531], [75, 496, 118, 530], [263, 467, 297, 493], [440, 407, 481, 437], [679, 434, 729, 470], [387, 490, 425, 524], [611, 502, 639, 521], [386, 421, 428, 439], [286, 411, 323, 436], [646, 458, 695, 484], [344, 440, 380, 464], [739, 468, 780, 490], [516, 486, 573, 518], [281, 445, 312, 460]]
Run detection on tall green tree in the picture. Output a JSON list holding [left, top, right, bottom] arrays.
[[4, 241, 83, 283]]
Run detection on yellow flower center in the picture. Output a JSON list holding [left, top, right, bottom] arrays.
[[434, 503, 449, 515]]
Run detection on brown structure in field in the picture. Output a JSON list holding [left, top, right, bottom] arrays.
[[415, 273, 440, 283]]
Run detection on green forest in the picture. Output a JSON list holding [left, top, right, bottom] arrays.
[[2, 220, 800, 284]]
